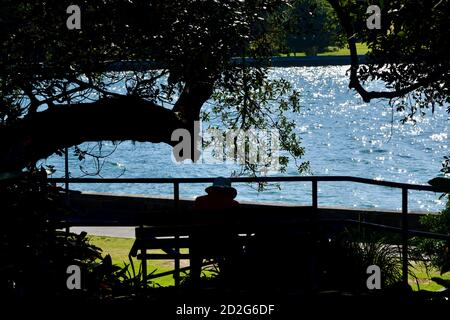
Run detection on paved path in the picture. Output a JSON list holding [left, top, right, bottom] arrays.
[[70, 227, 135, 238]]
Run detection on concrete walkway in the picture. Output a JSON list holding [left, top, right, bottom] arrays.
[[70, 227, 136, 238]]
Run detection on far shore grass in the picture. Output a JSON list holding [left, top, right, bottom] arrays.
[[278, 43, 369, 57], [88, 235, 449, 291]]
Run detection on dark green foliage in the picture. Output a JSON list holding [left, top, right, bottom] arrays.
[[338, 0, 450, 117], [414, 198, 450, 275], [318, 228, 403, 291], [0, 169, 73, 299], [0, 0, 281, 115], [441, 156, 450, 176], [284, 0, 345, 55], [0, 170, 138, 301], [0, 0, 308, 177]]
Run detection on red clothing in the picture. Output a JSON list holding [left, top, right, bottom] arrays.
[[194, 193, 239, 211]]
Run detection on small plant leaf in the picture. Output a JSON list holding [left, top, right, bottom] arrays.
[[428, 177, 450, 192], [431, 277, 450, 289]]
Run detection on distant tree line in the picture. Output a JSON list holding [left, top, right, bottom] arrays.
[[279, 0, 346, 56]]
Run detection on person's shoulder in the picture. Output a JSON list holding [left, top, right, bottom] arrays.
[[194, 195, 209, 208], [195, 195, 208, 202]]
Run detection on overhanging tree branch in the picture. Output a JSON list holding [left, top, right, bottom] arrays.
[[172, 79, 215, 122], [0, 96, 184, 171], [328, 0, 442, 103]]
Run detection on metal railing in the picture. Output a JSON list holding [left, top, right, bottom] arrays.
[[49, 175, 448, 286]]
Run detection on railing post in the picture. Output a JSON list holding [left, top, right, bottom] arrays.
[[174, 182, 180, 287], [64, 147, 69, 194], [312, 180, 318, 210], [311, 179, 319, 291], [402, 187, 409, 286], [64, 147, 70, 233]]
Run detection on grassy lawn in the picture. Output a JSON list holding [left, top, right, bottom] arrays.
[[88, 235, 188, 287], [409, 262, 450, 292], [278, 42, 369, 57], [318, 43, 369, 56], [88, 235, 449, 291]]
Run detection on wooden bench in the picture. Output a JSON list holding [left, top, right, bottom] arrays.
[[130, 222, 257, 285], [129, 209, 317, 287]]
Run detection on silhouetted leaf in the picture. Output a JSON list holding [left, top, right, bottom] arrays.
[[428, 177, 450, 192], [431, 277, 450, 289]]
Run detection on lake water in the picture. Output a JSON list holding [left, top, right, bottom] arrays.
[[42, 66, 449, 212]]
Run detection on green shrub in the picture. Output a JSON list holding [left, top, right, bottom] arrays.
[[318, 229, 403, 291], [0, 169, 138, 302], [415, 197, 450, 274]]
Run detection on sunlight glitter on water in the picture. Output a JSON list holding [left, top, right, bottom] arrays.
[[42, 66, 449, 212]]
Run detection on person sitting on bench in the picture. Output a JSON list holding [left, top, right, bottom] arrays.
[[190, 177, 240, 284]]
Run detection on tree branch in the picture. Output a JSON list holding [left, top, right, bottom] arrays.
[[328, 0, 440, 103], [172, 79, 215, 122], [0, 96, 184, 171]]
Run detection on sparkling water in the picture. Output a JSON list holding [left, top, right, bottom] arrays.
[[42, 66, 449, 212]]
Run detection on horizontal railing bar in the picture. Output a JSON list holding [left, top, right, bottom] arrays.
[[48, 175, 439, 192], [343, 219, 450, 241]]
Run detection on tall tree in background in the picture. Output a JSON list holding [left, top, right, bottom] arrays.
[[0, 0, 305, 175], [329, 0, 450, 112], [285, 0, 345, 56], [1, 0, 449, 176]]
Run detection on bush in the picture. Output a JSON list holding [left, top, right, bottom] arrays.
[[0, 169, 137, 302], [317, 228, 403, 291], [414, 197, 450, 274], [284, 0, 345, 55]]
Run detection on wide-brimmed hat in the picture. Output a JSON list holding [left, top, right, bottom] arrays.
[[205, 177, 237, 199]]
